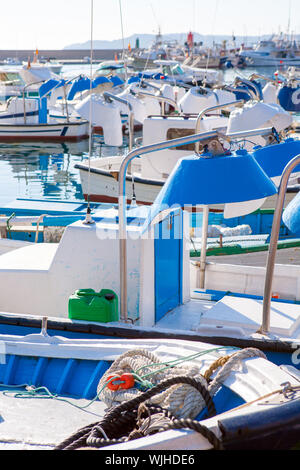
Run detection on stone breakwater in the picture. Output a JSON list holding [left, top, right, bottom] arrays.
[[0, 49, 124, 63]]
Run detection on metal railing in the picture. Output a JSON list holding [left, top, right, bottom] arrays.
[[118, 126, 275, 322], [194, 99, 244, 154], [259, 153, 300, 334], [133, 89, 180, 114]]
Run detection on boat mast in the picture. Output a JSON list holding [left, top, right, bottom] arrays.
[[84, 0, 95, 225]]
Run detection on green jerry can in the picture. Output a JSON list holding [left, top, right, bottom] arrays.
[[68, 288, 119, 322]]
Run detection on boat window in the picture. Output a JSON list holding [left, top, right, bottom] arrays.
[[166, 128, 196, 150], [171, 64, 184, 75], [162, 66, 171, 75], [5, 73, 23, 85]]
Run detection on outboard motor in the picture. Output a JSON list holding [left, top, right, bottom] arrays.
[[230, 78, 263, 102], [226, 101, 293, 149], [277, 85, 300, 112], [178, 86, 235, 114], [262, 81, 279, 104]]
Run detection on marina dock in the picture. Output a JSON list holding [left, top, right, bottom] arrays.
[[0, 1, 300, 451]]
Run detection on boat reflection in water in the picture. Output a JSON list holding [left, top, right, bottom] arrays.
[[0, 139, 92, 203]]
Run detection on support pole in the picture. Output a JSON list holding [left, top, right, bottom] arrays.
[[259, 153, 300, 334], [199, 205, 209, 289]]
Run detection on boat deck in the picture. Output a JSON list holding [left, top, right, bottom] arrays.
[[207, 246, 300, 267], [0, 388, 107, 449], [154, 295, 300, 339]]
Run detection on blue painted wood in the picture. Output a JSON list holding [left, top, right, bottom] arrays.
[[56, 359, 77, 395], [32, 357, 48, 386], [0, 354, 113, 398], [3, 355, 17, 384], [154, 211, 181, 322], [82, 360, 111, 399], [0, 198, 115, 217]]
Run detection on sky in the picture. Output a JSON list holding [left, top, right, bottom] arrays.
[[0, 0, 299, 50]]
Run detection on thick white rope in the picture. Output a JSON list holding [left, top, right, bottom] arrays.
[[97, 347, 266, 420]]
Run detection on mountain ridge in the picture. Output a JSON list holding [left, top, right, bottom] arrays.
[[64, 32, 298, 50]]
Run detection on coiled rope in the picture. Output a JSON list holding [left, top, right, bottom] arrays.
[[55, 376, 216, 450], [97, 347, 266, 419], [55, 346, 266, 450]]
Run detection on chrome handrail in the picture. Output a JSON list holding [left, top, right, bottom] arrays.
[[249, 73, 277, 85], [222, 84, 255, 101], [194, 99, 244, 154], [22, 79, 45, 124], [133, 89, 179, 114], [234, 77, 261, 100], [259, 153, 300, 334], [118, 126, 275, 323]]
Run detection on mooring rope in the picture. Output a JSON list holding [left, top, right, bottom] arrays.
[[55, 346, 266, 450]]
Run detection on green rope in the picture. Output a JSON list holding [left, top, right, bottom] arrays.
[[6, 212, 15, 239], [99, 346, 240, 393], [0, 346, 239, 413], [1, 383, 103, 415], [133, 346, 239, 384]]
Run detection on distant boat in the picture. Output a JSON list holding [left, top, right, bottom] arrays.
[[94, 59, 134, 81], [21, 49, 63, 79], [139, 59, 223, 87], [0, 81, 89, 142], [2, 57, 22, 66], [239, 37, 300, 67], [75, 100, 293, 205]]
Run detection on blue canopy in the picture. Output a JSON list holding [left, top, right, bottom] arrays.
[[253, 138, 300, 178], [39, 79, 66, 98], [67, 76, 112, 100], [283, 191, 300, 235], [137, 72, 155, 79], [127, 76, 141, 84], [153, 150, 277, 208], [109, 75, 124, 87]]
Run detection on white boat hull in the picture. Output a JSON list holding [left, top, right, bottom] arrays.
[[245, 55, 300, 67], [76, 160, 298, 208], [77, 161, 163, 204], [0, 120, 89, 141]]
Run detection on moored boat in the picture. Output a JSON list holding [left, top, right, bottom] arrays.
[[75, 100, 293, 205], [0, 329, 299, 450]]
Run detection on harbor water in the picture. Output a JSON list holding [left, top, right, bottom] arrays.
[[0, 64, 292, 206]]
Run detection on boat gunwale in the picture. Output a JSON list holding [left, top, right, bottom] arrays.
[[0, 312, 296, 354]]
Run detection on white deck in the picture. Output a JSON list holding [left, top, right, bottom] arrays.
[[0, 244, 58, 271], [155, 295, 300, 341], [0, 391, 107, 449]]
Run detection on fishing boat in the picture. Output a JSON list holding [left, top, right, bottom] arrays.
[[136, 59, 223, 87], [239, 37, 300, 67], [0, 329, 299, 450], [0, 80, 89, 141], [75, 98, 293, 205], [0, 132, 300, 450], [0, 132, 299, 340]]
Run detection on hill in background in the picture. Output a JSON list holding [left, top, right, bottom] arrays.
[[64, 33, 300, 49], [64, 32, 294, 50]]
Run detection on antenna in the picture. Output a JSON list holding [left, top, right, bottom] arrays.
[[287, 0, 292, 38], [84, 0, 95, 225], [118, 0, 128, 84]]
